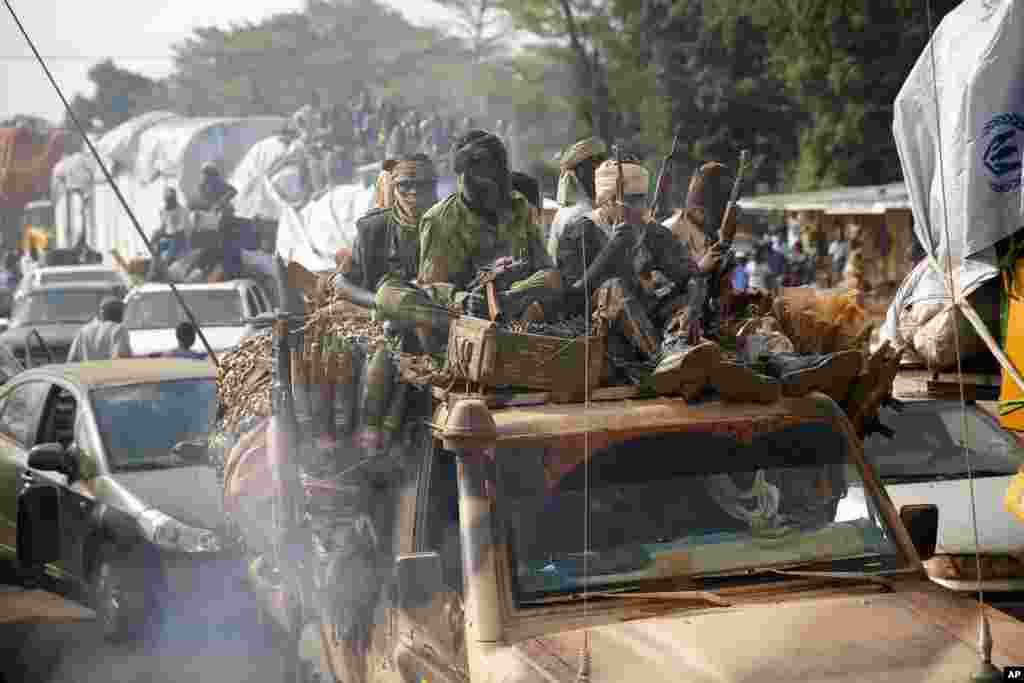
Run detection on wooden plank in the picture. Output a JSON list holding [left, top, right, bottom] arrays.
[[0, 587, 95, 624]]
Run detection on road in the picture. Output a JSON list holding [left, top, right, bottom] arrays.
[[1, 595, 287, 683]]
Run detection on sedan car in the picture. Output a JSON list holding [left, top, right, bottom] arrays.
[[0, 359, 243, 641], [123, 280, 271, 358], [0, 282, 129, 366], [864, 397, 1024, 591]]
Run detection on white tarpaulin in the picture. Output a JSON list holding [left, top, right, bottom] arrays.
[[272, 179, 375, 272], [230, 135, 294, 220], [95, 111, 177, 172], [133, 116, 286, 204], [51, 151, 95, 192], [882, 0, 1024, 384]]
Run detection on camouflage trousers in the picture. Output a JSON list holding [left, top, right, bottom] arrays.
[[593, 277, 702, 360]]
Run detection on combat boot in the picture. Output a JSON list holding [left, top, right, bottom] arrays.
[[650, 338, 721, 397], [764, 351, 863, 402], [709, 361, 781, 404]]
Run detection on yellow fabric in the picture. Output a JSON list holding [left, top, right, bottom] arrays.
[[999, 258, 1024, 430], [19, 227, 48, 250], [594, 160, 649, 207], [1005, 465, 1024, 522], [373, 170, 394, 209]]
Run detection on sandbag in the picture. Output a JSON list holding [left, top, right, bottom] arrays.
[[900, 277, 1000, 370]]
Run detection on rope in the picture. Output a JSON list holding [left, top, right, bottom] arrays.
[[925, 0, 986, 619]]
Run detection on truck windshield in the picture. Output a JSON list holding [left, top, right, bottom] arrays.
[[495, 419, 903, 604], [124, 291, 244, 329], [864, 401, 1024, 481]]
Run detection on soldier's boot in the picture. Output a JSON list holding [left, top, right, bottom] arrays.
[[651, 338, 721, 398], [764, 351, 864, 401], [709, 361, 781, 404]]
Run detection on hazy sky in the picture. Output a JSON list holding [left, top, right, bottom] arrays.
[[0, 0, 456, 124]]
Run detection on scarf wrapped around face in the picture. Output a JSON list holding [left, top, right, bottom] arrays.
[[591, 159, 650, 227], [452, 131, 510, 213], [387, 158, 438, 227], [556, 137, 607, 206]]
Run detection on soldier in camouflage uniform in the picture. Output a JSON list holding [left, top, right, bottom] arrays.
[[375, 130, 563, 352]]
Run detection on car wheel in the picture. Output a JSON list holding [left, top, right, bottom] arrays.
[[88, 544, 153, 642]]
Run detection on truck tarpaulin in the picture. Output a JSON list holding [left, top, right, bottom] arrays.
[[882, 0, 1024, 374], [0, 127, 66, 209]]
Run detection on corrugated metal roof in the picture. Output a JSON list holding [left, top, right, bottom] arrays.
[[739, 182, 909, 213]]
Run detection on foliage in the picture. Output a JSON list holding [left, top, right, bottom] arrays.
[[63, 59, 169, 132]]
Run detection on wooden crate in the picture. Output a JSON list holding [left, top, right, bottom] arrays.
[[445, 316, 605, 395]]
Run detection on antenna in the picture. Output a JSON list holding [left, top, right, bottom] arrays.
[[4, 0, 220, 366], [923, 0, 999, 679]]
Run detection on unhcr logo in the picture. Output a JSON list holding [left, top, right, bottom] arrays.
[[982, 112, 1024, 193]]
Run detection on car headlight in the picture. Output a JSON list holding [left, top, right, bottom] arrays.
[[138, 509, 222, 553]]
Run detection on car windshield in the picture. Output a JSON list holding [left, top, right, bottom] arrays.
[[10, 290, 111, 325], [90, 379, 217, 470], [39, 270, 121, 286], [124, 291, 244, 329], [863, 401, 1024, 481], [496, 417, 903, 604]]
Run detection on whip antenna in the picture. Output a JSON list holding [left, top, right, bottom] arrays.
[[922, 0, 997, 678], [3, 0, 220, 366]]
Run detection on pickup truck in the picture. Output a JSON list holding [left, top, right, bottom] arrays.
[[123, 280, 272, 357], [241, 388, 1023, 682]]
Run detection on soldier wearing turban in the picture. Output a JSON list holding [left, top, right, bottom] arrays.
[[548, 137, 609, 258]]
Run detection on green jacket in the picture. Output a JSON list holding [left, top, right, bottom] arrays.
[[418, 190, 550, 290]]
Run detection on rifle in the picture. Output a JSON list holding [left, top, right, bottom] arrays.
[[649, 130, 682, 223], [615, 143, 625, 225], [269, 256, 316, 655], [704, 150, 752, 331], [466, 256, 532, 321]]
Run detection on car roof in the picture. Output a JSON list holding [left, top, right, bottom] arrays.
[[27, 281, 126, 294], [129, 279, 257, 295], [14, 358, 216, 389], [35, 265, 120, 275]]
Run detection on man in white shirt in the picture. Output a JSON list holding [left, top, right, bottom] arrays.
[[67, 297, 132, 362], [547, 137, 608, 259]]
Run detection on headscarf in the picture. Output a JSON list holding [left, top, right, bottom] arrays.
[[387, 157, 438, 227], [452, 130, 510, 213], [373, 168, 394, 209], [556, 137, 607, 206], [684, 162, 732, 240], [592, 159, 650, 228]]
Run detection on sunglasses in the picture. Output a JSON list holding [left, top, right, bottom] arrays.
[[395, 180, 436, 193], [621, 194, 649, 209]]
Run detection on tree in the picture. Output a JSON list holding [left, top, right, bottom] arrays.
[[639, 0, 801, 191], [501, 0, 620, 144], [729, 0, 959, 190], [168, 0, 466, 118], [434, 0, 513, 62], [64, 60, 169, 132]]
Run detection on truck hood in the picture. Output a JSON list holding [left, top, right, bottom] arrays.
[[506, 588, 1022, 682], [128, 327, 245, 357]]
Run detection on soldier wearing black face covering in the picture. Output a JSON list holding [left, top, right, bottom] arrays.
[[372, 130, 563, 353]]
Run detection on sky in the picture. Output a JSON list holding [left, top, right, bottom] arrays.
[[0, 0, 457, 125]]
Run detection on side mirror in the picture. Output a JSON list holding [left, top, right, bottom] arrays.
[[28, 442, 70, 474], [394, 551, 445, 610], [900, 504, 939, 561]]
